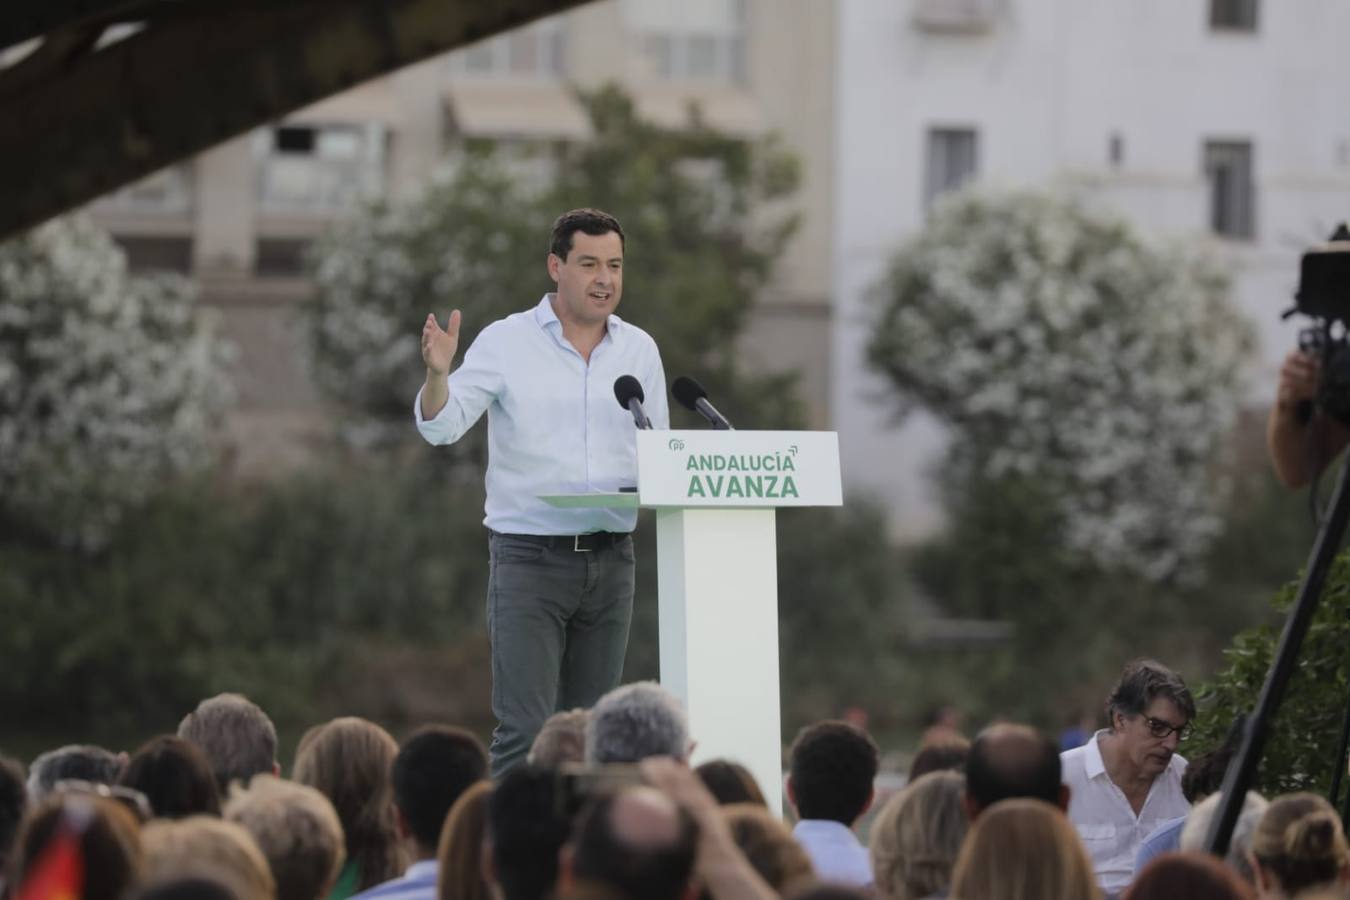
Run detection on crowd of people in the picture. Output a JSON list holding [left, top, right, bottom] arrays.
[[2, 660, 1348, 900]]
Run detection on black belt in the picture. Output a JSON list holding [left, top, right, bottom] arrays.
[[493, 531, 630, 552]]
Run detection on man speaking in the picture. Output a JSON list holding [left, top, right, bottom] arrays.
[[414, 208, 669, 775]]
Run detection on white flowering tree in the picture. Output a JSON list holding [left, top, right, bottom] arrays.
[[868, 188, 1255, 581], [0, 216, 233, 547], [302, 154, 550, 453]]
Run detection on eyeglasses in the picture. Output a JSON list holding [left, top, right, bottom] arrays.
[[52, 779, 153, 822], [1142, 716, 1192, 741]]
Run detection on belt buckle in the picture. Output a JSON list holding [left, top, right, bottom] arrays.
[[573, 534, 592, 553]]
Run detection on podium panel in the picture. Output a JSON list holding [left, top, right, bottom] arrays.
[[546, 430, 842, 817], [636, 430, 841, 508], [656, 507, 782, 813]]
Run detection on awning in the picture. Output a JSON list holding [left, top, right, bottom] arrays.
[[287, 79, 399, 126], [442, 81, 593, 142], [633, 86, 769, 137]]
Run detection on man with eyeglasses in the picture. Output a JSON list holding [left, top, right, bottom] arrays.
[[1060, 658, 1196, 897]]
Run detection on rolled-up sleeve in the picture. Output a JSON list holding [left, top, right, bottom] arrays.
[[414, 324, 505, 445]]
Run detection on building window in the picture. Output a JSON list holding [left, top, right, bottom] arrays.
[[113, 236, 194, 274], [1210, 0, 1257, 31], [255, 239, 312, 277], [925, 127, 979, 210], [275, 126, 317, 154], [624, 0, 746, 83], [447, 14, 566, 78], [1204, 140, 1255, 239], [255, 123, 386, 213]]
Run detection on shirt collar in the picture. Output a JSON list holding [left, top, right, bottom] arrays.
[[533, 293, 623, 343], [1084, 728, 1111, 779], [792, 819, 860, 842], [403, 860, 439, 881]]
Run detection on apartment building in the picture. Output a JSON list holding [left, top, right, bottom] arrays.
[[833, 0, 1350, 537]]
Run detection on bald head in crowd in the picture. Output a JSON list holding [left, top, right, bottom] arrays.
[[564, 786, 699, 900], [963, 723, 1068, 820]]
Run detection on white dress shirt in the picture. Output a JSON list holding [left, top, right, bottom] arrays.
[[792, 819, 873, 889], [1061, 729, 1190, 897], [415, 295, 669, 535]]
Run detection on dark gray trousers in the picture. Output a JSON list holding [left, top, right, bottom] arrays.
[[486, 531, 635, 777]]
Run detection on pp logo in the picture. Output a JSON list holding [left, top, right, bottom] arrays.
[[668, 438, 686, 451]]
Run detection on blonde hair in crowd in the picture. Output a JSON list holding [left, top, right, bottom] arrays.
[[437, 780, 493, 900], [870, 770, 968, 900], [1249, 792, 1350, 897], [722, 803, 815, 894], [141, 815, 276, 900], [949, 798, 1102, 900], [224, 774, 346, 900]]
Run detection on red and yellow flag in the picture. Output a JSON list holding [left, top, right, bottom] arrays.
[[15, 814, 85, 900]]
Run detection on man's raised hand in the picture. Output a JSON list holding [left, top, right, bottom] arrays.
[[422, 310, 462, 376]]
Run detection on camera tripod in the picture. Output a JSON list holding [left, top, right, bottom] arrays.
[[1205, 456, 1350, 854]]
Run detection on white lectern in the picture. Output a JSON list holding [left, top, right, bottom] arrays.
[[546, 430, 842, 814]]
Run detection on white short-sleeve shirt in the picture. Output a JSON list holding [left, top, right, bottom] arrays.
[[1061, 729, 1190, 896]]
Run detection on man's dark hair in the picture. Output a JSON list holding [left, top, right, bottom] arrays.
[[570, 789, 698, 900], [907, 739, 970, 783], [694, 759, 766, 807], [1106, 658, 1196, 725], [785, 886, 870, 900], [1180, 716, 1245, 803], [787, 721, 879, 825], [488, 765, 573, 900], [392, 725, 487, 852], [0, 755, 27, 873], [549, 208, 624, 261], [965, 724, 1061, 812], [132, 877, 240, 900], [118, 734, 221, 818], [27, 745, 123, 804], [177, 693, 277, 793]]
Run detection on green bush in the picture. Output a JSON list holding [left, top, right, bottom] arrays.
[[1191, 547, 1350, 796], [0, 453, 495, 751], [0, 453, 912, 755]]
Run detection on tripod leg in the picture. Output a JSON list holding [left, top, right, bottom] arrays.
[[1205, 458, 1350, 856], [1329, 686, 1350, 812]]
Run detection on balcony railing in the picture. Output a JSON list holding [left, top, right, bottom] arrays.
[[94, 165, 194, 215], [256, 155, 384, 214], [913, 0, 1004, 34]]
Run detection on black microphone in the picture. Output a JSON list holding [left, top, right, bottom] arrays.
[[671, 375, 734, 430], [614, 375, 652, 430]]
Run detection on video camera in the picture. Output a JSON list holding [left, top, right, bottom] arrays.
[[1288, 223, 1350, 425]]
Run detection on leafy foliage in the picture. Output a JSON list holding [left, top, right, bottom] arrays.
[[0, 216, 233, 547], [1191, 548, 1350, 797], [904, 458, 1300, 730], [867, 188, 1255, 581], [0, 454, 497, 747]]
